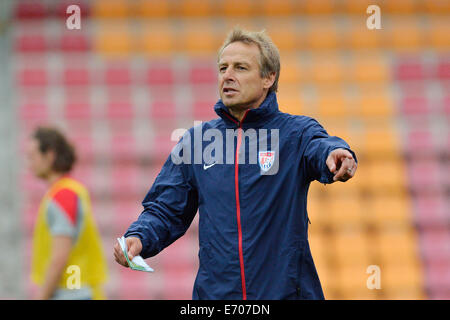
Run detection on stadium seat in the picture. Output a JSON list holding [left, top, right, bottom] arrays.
[[381, 264, 424, 297], [176, 0, 214, 17], [94, 25, 133, 56], [327, 196, 365, 231], [15, 1, 47, 20], [423, 0, 450, 14], [355, 89, 394, 119], [366, 194, 411, 229], [413, 192, 449, 229], [365, 159, 407, 194], [179, 22, 218, 55], [145, 63, 175, 86], [150, 98, 177, 121], [219, 0, 254, 16], [59, 32, 90, 52], [264, 21, 299, 51], [316, 88, 350, 119], [340, 0, 374, 14], [346, 24, 382, 50], [349, 54, 389, 83], [335, 264, 377, 298], [189, 63, 217, 85], [403, 127, 436, 158], [277, 86, 304, 116], [376, 227, 421, 267], [15, 34, 48, 53], [394, 59, 427, 82], [118, 267, 158, 300], [192, 98, 218, 121], [91, 0, 130, 18], [53, 0, 90, 19], [62, 68, 91, 86], [384, 0, 417, 14], [407, 158, 443, 194], [19, 102, 48, 123], [360, 125, 400, 159], [278, 55, 303, 85], [304, 21, 339, 50], [424, 260, 450, 297], [436, 59, 450, 81], [104, 63, 132, 86], [64, 101, 92, 120], [140, 23, 176, 55], [333, 229, 371, 267], [260, 0, 296, 16], [18, 68, 48, 87], [428, 19, 450, 50], [300, 0, 335, 14], [310, 55, 345, 84], [419, 228, 450, 265], [389, 19, 423, 52], [400, 95, 430, 117], [134, 0, 171, 18]]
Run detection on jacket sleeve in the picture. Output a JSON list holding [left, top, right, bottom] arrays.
[[300, 118, 357, 184], [124, 148, 198, 258]]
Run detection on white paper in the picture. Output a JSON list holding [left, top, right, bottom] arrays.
[[117, 236, 154, 272]]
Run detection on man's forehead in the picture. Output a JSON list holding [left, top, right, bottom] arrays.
[[218, 41, 260, 65]]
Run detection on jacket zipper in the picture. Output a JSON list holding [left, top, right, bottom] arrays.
[[233, 110, 249, 300]]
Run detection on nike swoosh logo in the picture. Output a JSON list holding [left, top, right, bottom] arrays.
[[203, 162, 217, 170]]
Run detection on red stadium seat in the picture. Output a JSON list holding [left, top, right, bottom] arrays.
[[62, 68, 90, 86], [106, 101, 134, 119], [15, 34, 48, 53], [192, 98, 217, 121], [413, 193, 449, 228], [419, 229, 450, 264], [400, 95, 430, 117], [59, 32, 90, 52], [19, 102, 48, 123], [189, 65, 217, 85], [104, 64, 131, 86], [15, 1, 46, 19], [394, 59, 427, 81], [403, 127, 435, 158], [18, 69, 48, 87], [109, 132, 138, 162], [64, 101, 92, 120], [407, 158, 442, 194], [150, 99, 177, 120], [436, 59, 450, 80], [145, 63, 174, 86], [53, 0, 90, 19]]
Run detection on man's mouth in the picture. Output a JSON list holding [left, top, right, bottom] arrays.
[[223, 88, 238, 94]]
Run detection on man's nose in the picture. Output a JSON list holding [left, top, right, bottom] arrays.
[[222, 67, 235, 81]]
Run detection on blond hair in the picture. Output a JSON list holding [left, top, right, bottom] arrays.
[[218, 28, 281, 93]]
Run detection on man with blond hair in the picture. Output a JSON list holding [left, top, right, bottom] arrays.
[[114, 28, 357, 300]]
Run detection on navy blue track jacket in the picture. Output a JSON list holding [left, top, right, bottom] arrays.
[[124, 91, 357, 300]]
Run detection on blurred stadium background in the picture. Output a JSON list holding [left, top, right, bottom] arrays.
[[0, 0, 448, 300]]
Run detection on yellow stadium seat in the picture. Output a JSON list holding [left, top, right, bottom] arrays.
[[342, 0, 374, 14], [317, 265, 338, 296], [384, 0, 418, 14], [308, 231, 328, 264], [300, 0, 335, 14], [278, 55, 303, 85], [176, 0, 214, 17], [349, 54, 389, 83], [327, 196, 365, 231], [422, 0, 450, 14], [95, 24, 133, 56], [260, 0, 296, 16], [135, 0, 170, 18], [428, 18, 450, 50], [265, 21, 299, 51], [365, 194, 411, 229], [389, 19, 423, 52], [382, 287, 426, 300], [307, 196, 329, 228], [309, 55, 346, 84], [276, 85, 304, 115], [220, 0, 254, 16], [332, 229, 371, 267], [380, 263, 424, 294], [335, 264, 377, 296], [360, 124, 400, 159], [366, 159, 407, 194], [179, 21, 219, 55], [140, 22, 176, 55], [316, 88, 350, 119], [375, 227, 421, 267], [304, 21, 339, 50], [92, 0, 129, 18], [346, 25, 382, 50], [354, 89, 394, 118]]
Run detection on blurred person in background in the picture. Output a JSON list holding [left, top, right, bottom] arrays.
[[26, 126, 108, 300], [114, 28, 357, 299]]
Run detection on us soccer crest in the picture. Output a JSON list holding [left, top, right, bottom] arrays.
[[258, 151, 276, 173]]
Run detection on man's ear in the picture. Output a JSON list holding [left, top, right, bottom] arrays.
[[263, 72, 276, 89]]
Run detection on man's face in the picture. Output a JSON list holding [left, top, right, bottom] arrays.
[[218, 41, 274, 111], [26, 138, 53, 180]]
